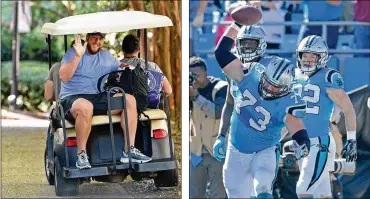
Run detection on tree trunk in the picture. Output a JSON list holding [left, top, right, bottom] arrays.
[[151, 1, 175, 120], [128, 1, 182, 125], [165, 1, 182, 129], [129, 1, 144, 11]]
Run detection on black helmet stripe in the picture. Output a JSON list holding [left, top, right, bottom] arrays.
[[248, 26, 253, 34], [305, 35, 312, 46], [307, 35, 317, 47], [273, 59, 286, 79], [276, 61, 291, 80]]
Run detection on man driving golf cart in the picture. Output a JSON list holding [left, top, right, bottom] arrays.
[[42, 12, 178, 196], [59, 32, 151, 169]]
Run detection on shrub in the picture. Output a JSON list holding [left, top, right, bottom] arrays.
[[1, 61, 52, 112]]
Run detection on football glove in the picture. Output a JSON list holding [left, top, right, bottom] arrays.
[[213, 135, 226, 161], [341, 139, 357, 162], [292, 140, 310, 160]]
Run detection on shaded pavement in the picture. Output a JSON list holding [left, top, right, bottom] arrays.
[[1, 110, 180, 198]]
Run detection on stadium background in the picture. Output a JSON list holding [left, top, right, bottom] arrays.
[[189, 1, 370, 198]]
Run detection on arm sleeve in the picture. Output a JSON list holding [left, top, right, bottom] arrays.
[[214, 85, 228, 118], [61, 48, 76, 64], [218, 83, 234, 137], [148, 62, 163, 73], [325, 70, 344, 89]]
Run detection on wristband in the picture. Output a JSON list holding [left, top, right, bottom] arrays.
[[292, 129, 310, 146], [217, 134, 225, 139], [347, 130, 356, 140]]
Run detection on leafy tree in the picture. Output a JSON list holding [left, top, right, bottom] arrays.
[[2, 1, 181, 125]]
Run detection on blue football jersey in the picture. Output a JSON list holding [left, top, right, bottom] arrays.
[[293, 68, 344, 138], [228, 60, 306, 154]]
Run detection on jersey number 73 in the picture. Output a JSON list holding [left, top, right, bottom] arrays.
[[235, 88, 271, 131]]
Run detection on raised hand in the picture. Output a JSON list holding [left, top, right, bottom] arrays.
[[73, 34, 87, 58]]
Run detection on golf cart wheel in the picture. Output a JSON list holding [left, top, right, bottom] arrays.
[[130, 172, 144, 181], [154, 169, 178, 187], [44, 148, 55, 185], [54, 156, 79, 196]]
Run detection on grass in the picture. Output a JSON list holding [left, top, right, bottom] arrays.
[[1, 132, 49, 197], [1, 122, 182, 197], [172, 121, 182, 197]]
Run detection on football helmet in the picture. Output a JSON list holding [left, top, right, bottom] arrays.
[[258, 57, 296, 99], [296, 35, 329, 74], [236, 25, 267, 63]]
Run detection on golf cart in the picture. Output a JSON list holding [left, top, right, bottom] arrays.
[[41, 11, 178, 196]]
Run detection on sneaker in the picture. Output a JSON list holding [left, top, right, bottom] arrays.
[[76, 150, 91, 169], [120, 147, 152, 163], [120, 151, 129, 163]]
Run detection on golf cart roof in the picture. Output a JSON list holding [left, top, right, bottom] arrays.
[[41, 11, 173, 35]]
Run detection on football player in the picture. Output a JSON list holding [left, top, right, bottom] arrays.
[[214, 22, 311, 199], [213, 25, 283, 163], [293, 35, 357, 199]]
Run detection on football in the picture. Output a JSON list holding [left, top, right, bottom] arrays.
[[230, 5, 262, 26]]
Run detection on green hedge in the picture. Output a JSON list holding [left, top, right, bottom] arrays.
[[1, 61, 52, 112]]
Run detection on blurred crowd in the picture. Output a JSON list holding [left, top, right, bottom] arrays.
[[190, 0, 370, 57]]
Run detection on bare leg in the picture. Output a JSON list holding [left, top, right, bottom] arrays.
[[71, 98, 93, 154], [120, 94, 138, 152], [109, 93, 138, 152]]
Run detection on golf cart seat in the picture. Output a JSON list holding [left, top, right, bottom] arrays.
[[60, 109, 167, 129], [60, 109, 169, 139]]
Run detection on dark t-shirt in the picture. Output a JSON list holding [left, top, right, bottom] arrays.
[[47, 62, 62, 101], [195, 76, 227, 119], [198, 76, 227, 102]]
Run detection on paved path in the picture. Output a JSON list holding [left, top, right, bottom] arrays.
[[1, 109, 180, 198], [1, 131, 180, 198]]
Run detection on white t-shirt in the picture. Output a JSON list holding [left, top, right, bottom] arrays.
[[259, 1, 285, 45]]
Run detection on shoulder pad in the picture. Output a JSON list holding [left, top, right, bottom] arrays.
[[325, 69, 344, 89], [252, 62, 265, 74]]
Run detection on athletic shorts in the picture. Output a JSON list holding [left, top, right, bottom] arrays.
[[296, 132, 336, 197], [60, 93, 113, 123], [223, 140, 280, 198]]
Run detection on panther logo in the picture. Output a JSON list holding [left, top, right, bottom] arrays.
[[146, 71, 156, 92], [335, 75, 344, 87]]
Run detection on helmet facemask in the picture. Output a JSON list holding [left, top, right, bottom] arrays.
[[236, 37, 266, 62], [297, 51, 326, 75], [259, 72, 292, 99]]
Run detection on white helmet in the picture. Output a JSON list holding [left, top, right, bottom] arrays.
[[258, 57, 296, 99], [296, 35, 329, 74], [236, 25, 267, 63]]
